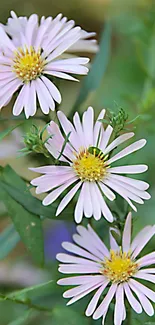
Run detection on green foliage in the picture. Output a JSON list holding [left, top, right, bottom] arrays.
[[0, 166, 44, 265], [51, 306, 90, 325], [72, 23, 112, 112], [0, 224, 20, 260], [7, 310, 33, 325], [0, 124, 22, 141], [0, 165, 73, 220], [20, 124, 51, 157]]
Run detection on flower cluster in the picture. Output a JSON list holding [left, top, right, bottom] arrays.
[[0, 11, 97, 118], [57, 213, 155, 324], [31, 107, 150, 223], [1, 10, 154, 325]]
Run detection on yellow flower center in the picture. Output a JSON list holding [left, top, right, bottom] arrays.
[[100, 249, 139, 283], [72, 147, 108, 181], [13, 46, 45, 82]]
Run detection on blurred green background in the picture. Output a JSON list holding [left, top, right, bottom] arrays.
[[0, 0, 155, 324]]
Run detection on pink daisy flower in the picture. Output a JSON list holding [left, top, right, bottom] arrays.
[[30, 107, 150, 223], [0, 13, 91, 118], [57, 213, 155, 324], [3, 11, 99, 54]]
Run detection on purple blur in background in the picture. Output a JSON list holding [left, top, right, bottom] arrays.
[[44, 220, 76, 260]]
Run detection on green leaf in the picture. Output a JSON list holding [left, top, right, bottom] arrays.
[[7, 310, 33, 325], [56, 131, 71, 161], [0, 224, 20, 260], [0, 165, 73, 220], [0, 280, 54, 312], [73, 23, 112, 111], [8, 280, 54, 301], [52, 306, 90, 325], [0, 124, 22, 141], [0, 180, 44, 265]]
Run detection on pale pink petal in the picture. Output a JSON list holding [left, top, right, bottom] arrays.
[[100, 125, 113, 152], [83, 182, 93, 218], [85, 280, 109, 316], [29, 165, 72, 174], [46, 27, 81, 61], [58, 264, 100, 274], [132, 226, 155, 259], [108, 165, 148, 174], [46, 62, 89, 75], [57, 110, 79, 150], [87, 224, 110, 257], [93, 109, 105, 146], [35, 79, 49, 114], [129, 279, 155, 302], [44, 70, 79, 81], [56, 181, 82, 216], [131, 226, 152, 252], [57, 275, 103, 286], [138, 268, 155, 274], [73, 233, 105, 260], [134, 271, 155, 284], [93, 284, 118, 319], [13, 84, 27, 116], [0, 26, 15, 51], [36, 78, 55, 111], [74, 183, 84, 223], [0, 79, 22, 108], [94, 183, 114, 222], [104, 132, 135, 155], [108, 174, 149, 191], [28, 81, 37, 116], [66, 281, 103, 306], [63, 278, 104, 298], [99, 182, 116, 201], [56, 253, 99, 267], [109, 178, 150, 200], [103, 179, 138, 211], [107, 139, 146, 165], [89, 183, 102, 221], [109, 227, 120, 251], [43, 176, 78, 206], [137, 252, 155, 267], [123, 282, 142, 314], [129, 281, 154, 316], [122, 212, 132, 252], [73, 112, 85, 147], [41, 76, 61, 104], [82, 106, 94, 146], [114, 284, 124, 325], [62, 241, 101, 262]]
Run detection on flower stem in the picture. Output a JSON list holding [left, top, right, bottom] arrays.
[[126, 304, 131, 325]]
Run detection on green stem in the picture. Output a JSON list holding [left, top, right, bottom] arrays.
[[126, 305, 131, 325], [0, 293, 52, 313]]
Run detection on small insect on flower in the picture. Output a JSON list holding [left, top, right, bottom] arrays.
[[57, 213, 155, 325], [0, 12, 98, 118], [30, 106, 150, 223]]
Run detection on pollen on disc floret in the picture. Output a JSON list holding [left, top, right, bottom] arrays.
[[100, 248, 139, 283], [13, 46, 45, 83], [72, 147, 109, 182]]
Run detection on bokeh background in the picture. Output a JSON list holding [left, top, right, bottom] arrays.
[[0, 0, 155, 324]]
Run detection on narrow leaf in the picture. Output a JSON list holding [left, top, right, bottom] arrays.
[[7, 310, 33, 325], [73, 23, 112, 111], [0, 224, 20, 260], [0, 124, 22, 141], [0, 187, 44, 265]]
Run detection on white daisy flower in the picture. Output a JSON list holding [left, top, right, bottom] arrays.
[[30, 106, 150, 223], [57, 213, 155, 324], [3, 11, 99, 53], [0, 13, 91, 118]]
